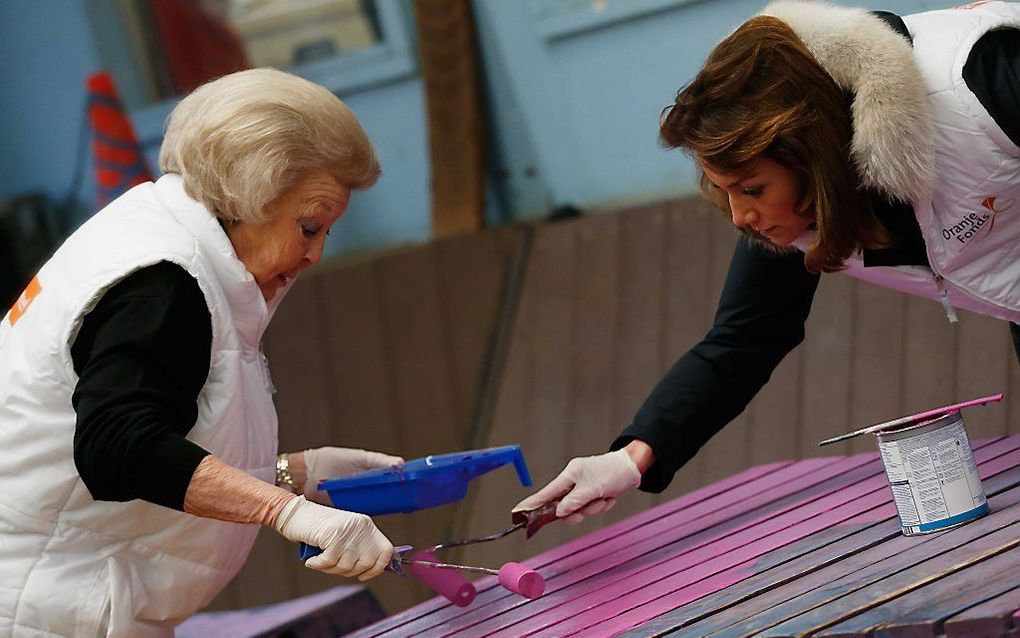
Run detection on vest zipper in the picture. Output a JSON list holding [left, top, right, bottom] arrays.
[[933, 274, 959, 324]]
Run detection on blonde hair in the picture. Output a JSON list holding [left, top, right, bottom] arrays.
[[159, 68, 380, 224]]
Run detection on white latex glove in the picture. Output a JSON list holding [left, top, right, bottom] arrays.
[[273, 496, 393, 580], [512, 449, 641, 524], [303, 447, 404, 504]]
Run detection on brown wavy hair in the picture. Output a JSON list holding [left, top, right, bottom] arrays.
[[660, 16, 888, 273]]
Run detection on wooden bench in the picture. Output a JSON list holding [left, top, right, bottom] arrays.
[[346, 433, 1020, 637]]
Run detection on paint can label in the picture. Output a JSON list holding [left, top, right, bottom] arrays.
[[877, 412, 988, 535]]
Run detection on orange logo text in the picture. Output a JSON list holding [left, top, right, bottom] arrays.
[[7, 276, 42, 327]]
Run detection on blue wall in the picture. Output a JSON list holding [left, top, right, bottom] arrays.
[[1, 0, 961, 259], [0, 1, 101, 228]]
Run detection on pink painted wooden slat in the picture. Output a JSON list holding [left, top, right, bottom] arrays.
[[343, 460, 796, 638], [558, 496, 897, 638], [613, 519, 906, 638], [371, 455, 856, 636], [455, 458, 891, 638], [408, 456, 878, 638], [528, 460, 802, 568], [612, 442, 1020, 638], [364, 459, 842, 638], [562, 494, 899, 638]]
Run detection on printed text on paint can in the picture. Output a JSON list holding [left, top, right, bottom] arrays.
[[878, 416, 985, 529]]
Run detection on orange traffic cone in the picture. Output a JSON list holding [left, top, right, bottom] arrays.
[[86, 72, 153, 206]]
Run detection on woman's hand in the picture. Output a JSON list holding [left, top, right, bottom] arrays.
[[272, 496, 394, 581], [296, 447, 404, 504], [512, 441, 653, 524]]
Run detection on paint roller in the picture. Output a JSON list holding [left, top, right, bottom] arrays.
[[300, 501, 559, 604], [398, 500, 558, 602]]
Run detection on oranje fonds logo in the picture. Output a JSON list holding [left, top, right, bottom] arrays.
[[940, 196, 1014, 245]]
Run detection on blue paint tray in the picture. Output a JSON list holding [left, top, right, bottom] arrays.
[[315, 445, 533, 515]]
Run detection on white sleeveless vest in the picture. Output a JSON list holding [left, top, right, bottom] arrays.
[[770, 1, 1020, 323], [0, 174, 287, 637]]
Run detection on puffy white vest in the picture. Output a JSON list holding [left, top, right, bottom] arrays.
[[795, 2, 1020, 323], [0, 174, 285, 637]]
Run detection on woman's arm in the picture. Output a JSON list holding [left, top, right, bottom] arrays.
[[71, 262, 213, 510], [184, 455, 294, 525], [614, 236, 820, 492]]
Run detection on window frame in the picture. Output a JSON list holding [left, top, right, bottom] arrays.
[[86, 0, 417, 149]]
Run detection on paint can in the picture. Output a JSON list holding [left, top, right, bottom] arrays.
[[875, 410, 988, 536]]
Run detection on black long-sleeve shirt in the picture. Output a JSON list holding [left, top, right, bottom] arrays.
[[613, 23, 1020, 493], [71, 262, 211, 511]]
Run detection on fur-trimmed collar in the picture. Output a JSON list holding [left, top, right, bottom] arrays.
[[759, 0, 935, 203]]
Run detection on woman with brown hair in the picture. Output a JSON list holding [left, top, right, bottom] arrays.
[[516, 0, 1020, 521]]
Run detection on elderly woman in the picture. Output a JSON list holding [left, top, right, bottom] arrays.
[[516, 1, 1020, 522], [0, 68, 403, 636]]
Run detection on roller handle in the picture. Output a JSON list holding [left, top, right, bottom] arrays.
[[512, 500, 560, 539], [298, 543, 414, 574]]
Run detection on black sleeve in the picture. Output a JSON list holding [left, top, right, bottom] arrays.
[[964, 27, 1020, 148], [612, 237, 820, 492], [71, 261, 212, 511]]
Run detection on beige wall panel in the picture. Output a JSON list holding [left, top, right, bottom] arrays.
[[903, 296, 958, 413], [434, 230, 521, 430], [798, 274, 855, 458], [377, 248, 462, 451], [955, 311, 1011, 439], [314, 262, 399, 452], [697, 222, 748, 485], [661, 200, 716, 495], [748, 347, 803, 465], [847, 282, 906, 455]]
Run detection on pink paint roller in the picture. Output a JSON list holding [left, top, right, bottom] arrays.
[[397, 551, 545, 601], [392, 501, 558, 602], [404, 550, 478, 606]]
